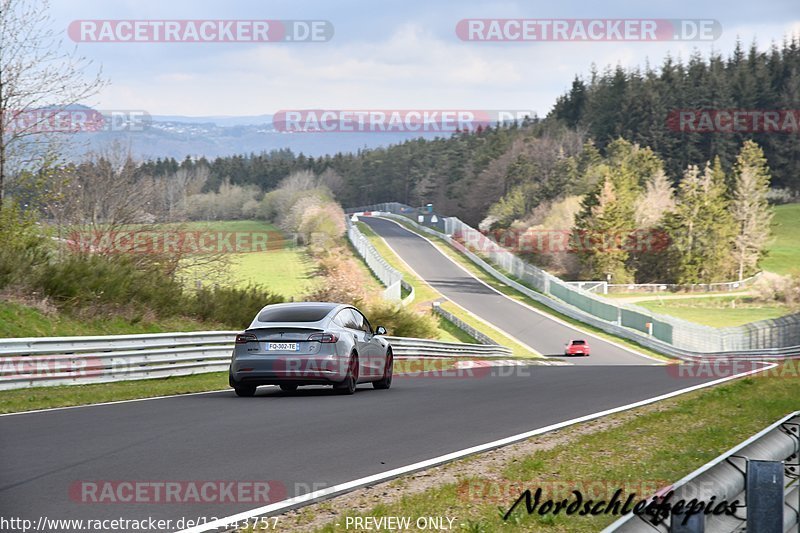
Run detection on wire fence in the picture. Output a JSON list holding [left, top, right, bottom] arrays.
[[346, 203, 800, 356]]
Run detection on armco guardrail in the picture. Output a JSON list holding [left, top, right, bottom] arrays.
[[383, 336, 511, 357], [0, 332, 511, 390], [606, 410, 800, 532], [346, 215, 402, 300], [350, 204, 800, 359], [0, 331, 238, 390], [431, 303, 499, 346]]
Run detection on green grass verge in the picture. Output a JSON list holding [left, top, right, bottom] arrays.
[[178, 220, 318, 298], [301, 366, 799, 532], [356, 222, 440, 304], [356, 221, 537, 357], [0, 372, 229, 414], [436, 315, 478, 344], [634, 295, 791, 327], [0, 301, 226, 338], [386, 218, 668, 362], [762, 203, 800, 275], [226, 248, 318, 297]]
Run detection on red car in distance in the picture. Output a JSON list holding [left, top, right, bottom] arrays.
[[564, 339, 590, 356]]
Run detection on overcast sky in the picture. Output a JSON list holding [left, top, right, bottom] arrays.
[[48, 0, 800, 117]]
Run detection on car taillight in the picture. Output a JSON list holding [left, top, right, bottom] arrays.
[[308, 332, 338, 343], [235, 333, 258, 344]]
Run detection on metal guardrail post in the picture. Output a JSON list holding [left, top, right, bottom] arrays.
[[746, 460, 784, 532], [669, 512, 704, 532], [606, 412, 800, 532]]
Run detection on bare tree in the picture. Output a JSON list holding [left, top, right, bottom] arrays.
[[634, 168, 675, 228], [0, 0, 106, 206]]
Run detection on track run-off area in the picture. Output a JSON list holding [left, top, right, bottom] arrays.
[[0, 216, 767, 532]]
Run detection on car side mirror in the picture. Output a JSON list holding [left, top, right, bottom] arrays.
[[376, 326, 387, 335]]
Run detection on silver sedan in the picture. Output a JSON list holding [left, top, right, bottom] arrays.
[[228, 302, 393, 396]]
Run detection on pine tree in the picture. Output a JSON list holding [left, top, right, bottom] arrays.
[[574, 153, 639, 283], [661, 161, 736, 283], [731, 141, 773, 280]]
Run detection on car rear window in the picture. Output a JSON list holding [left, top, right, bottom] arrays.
[[572, 340, 586, 345], [256, 305, 333, 323]]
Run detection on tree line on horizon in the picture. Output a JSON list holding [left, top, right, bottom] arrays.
[[12, 36, 796, 286]]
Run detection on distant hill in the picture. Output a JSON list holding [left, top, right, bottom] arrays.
[[64, 112, 443, 160]]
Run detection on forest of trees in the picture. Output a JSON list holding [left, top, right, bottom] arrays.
[[21, 36, 794, 286], [131, 37, 800, 231], [551, 39, 800, 190]]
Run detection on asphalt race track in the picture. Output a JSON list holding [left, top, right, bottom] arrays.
[[360, 216, 655, 366], [0, 216, 733, 532], [1, 367, 724, 530]]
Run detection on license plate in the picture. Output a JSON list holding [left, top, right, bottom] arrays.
[[267, 342, 299, 351]]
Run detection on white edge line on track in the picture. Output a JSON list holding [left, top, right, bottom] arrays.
[[174, 362, 777, 533], [373, 216, 663, 364], [0, 387, 275, 417], [364, 223, 543, 358]]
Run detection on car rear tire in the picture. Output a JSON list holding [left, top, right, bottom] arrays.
[[280, 384, 298, 393], [234, 384, 256, 397], [373, 352, 393, 390], [335, 354, 358, 395]]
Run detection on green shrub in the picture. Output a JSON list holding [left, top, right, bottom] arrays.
[[0, 202, 49, 289], [359, 299, 439, 339], [188, 284, 284, 329], [36, 253, 185, 316]]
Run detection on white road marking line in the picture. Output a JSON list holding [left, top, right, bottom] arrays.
[[0, 387, 276, 417], [363, 221, 542, 357], [374, 217, 662, 364], [174, 362, 776, 533]]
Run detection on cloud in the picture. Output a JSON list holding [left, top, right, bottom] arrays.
[[60, 2, 800, 116]]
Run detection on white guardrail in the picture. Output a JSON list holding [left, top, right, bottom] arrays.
[[606, 411, 800, 532], [374, 213, 800, 361], [0, 332, 512, 390]]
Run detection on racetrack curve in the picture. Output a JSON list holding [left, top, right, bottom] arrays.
[[0, 366, 727, 531], [0, 216, 720, 532], [360, 216, 655, 366]]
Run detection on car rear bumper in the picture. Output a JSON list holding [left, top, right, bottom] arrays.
[[230, 353, 349, 385]]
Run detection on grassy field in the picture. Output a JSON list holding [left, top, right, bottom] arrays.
[[177, 220, 318, 298], [277, 364, 800, 533], [762, 202, 800, 275], [634, 295, 790, 327]]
